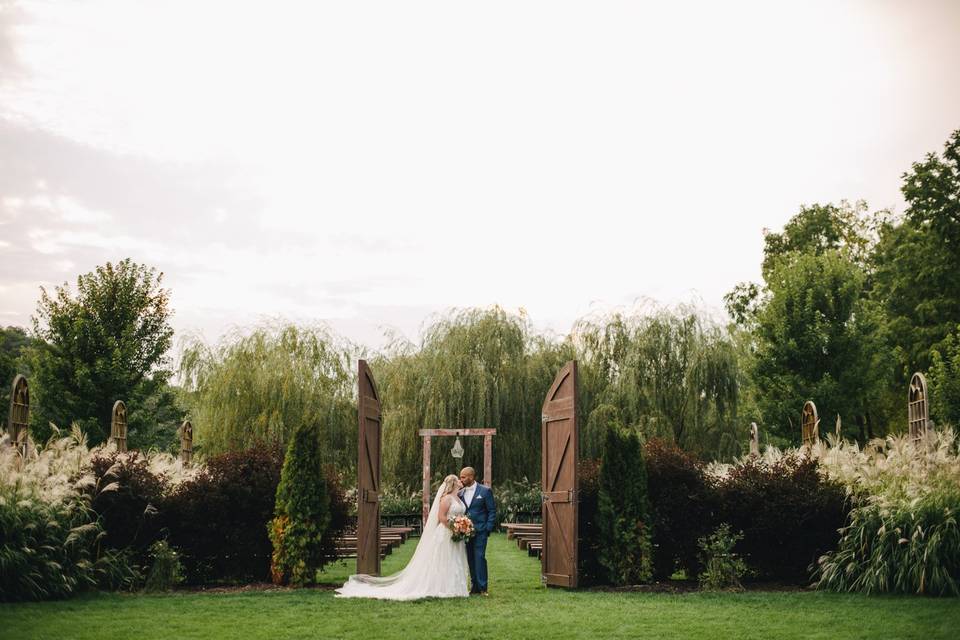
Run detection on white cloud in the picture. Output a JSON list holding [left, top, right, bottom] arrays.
[[1, 0, 959, 347]]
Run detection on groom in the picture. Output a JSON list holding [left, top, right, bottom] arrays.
[[458, 466, 496, 596]]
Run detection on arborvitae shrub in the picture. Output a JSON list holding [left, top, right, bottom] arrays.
[[645, 438, 714, 580], [596, 422, 653, 585], [269, 423, 332, 586], [577, 458, 604, 586]]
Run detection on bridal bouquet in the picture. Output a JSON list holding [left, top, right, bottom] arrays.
[[448, 515, 476, 542]]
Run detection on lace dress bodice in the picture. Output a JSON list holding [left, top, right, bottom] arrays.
[[447, 497, 466, 518]]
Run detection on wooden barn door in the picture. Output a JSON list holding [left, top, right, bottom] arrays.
[[357, 360, 382, 575], [541, 360, 579, 588]]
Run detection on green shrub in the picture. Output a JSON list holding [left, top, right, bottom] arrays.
[[163, 445, 283, 584], [930, 325, 960, 427], [596, 422, 653, 586], [713, 453, 847, 582], [143, 540, 184, 592], [698, 524, 747, 591], [645, 438, 714, 580], [90, 450, 169, 565], [268, 423, 332, 586], [497, 477, 542, 524], [577, 458, 605, 586], [377, 483, 423, 516]]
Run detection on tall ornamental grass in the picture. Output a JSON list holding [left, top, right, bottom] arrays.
[[814, 429, 960, 596], [0, 425, 198, 601]]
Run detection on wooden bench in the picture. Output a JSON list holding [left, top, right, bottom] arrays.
[[381, 527, 414, 543], [502, 523, 543, 540], [514, 533, 542, 551]]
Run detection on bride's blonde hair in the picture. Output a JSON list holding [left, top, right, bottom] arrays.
[[439, 474, 459, 497]]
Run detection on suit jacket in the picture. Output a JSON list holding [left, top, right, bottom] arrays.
[[459, 483, 496, 535]]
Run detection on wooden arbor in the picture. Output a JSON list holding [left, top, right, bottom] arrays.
[[418, 428, 496, 526], [111, 400, 128, 452], [908, 372, 930, 439], [7, 374, 29, 457], [541, 360, 579, 589], [356, 360, 382, 576], [801, 400, 819, 447], [179, 420, 193, 465]]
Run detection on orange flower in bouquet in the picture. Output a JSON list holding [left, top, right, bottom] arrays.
[[448, 515, 476, 542]]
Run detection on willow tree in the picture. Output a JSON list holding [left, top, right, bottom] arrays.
[[178, 324, 355, 467], [373, 307, 573, 485], [574, 306, 741, 459]]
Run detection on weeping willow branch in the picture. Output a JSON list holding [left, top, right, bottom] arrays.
[[178, 323, 357, 468]]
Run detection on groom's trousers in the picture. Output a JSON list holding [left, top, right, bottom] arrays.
[[466, 532, 489, 592]]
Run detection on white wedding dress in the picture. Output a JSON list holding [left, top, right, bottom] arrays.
[[336, 489, 470, 600]]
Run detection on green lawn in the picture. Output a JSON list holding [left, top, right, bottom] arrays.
[[2, 534, 958, 640]]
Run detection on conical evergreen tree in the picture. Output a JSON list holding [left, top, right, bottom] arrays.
[[596, 420, 653, 585], [269, 422, 331, 586]]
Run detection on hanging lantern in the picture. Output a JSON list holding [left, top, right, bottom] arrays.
[[451, 436, 464, 459]]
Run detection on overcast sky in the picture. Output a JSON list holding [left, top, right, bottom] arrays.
[[1, 0, 959, 350]]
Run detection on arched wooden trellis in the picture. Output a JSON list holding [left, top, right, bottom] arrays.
[[908, 372, 929, 440], [801, 400, 819, 447], [179, 420, 193, 465], [7, 374, 29, 457], [111, 400, 128, 452]]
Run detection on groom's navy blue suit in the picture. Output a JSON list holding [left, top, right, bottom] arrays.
[[458, 483, 496, 593]]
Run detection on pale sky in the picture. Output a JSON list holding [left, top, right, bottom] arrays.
[[1, 0, 959, 350]]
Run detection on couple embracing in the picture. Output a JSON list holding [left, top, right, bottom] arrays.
[[336, 466, 496, 600]]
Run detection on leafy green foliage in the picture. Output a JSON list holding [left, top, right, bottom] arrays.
[[752, 251, 893, 442], [90, 450, 169, 566], [930, 325, 960, 426], [179, 324, 355, 465], [596, 422, 653, 585], [375, 306, 573, 484], [698, 524, 748, 591], [575, 307, 742, 459], [143, 540, 184, 592], [712, 453, 848, 582], [269, 423, 333, 586], [0, 325, 33, 409], [576, 458, 605, 585], [645, 438, 714, 580], [874, 130, 960, 373], [25, 259, 180, 446], [162, 445, 284, 584], [496, 477, 542, 524], [760, 201, 875, 279]]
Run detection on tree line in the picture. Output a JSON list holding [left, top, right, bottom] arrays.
[[2, 129, 958, 485]]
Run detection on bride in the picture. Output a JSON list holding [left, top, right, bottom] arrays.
[[336, 474, 470, 600]]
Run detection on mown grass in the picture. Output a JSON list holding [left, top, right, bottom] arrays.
[[2, 534, 958, 640]]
